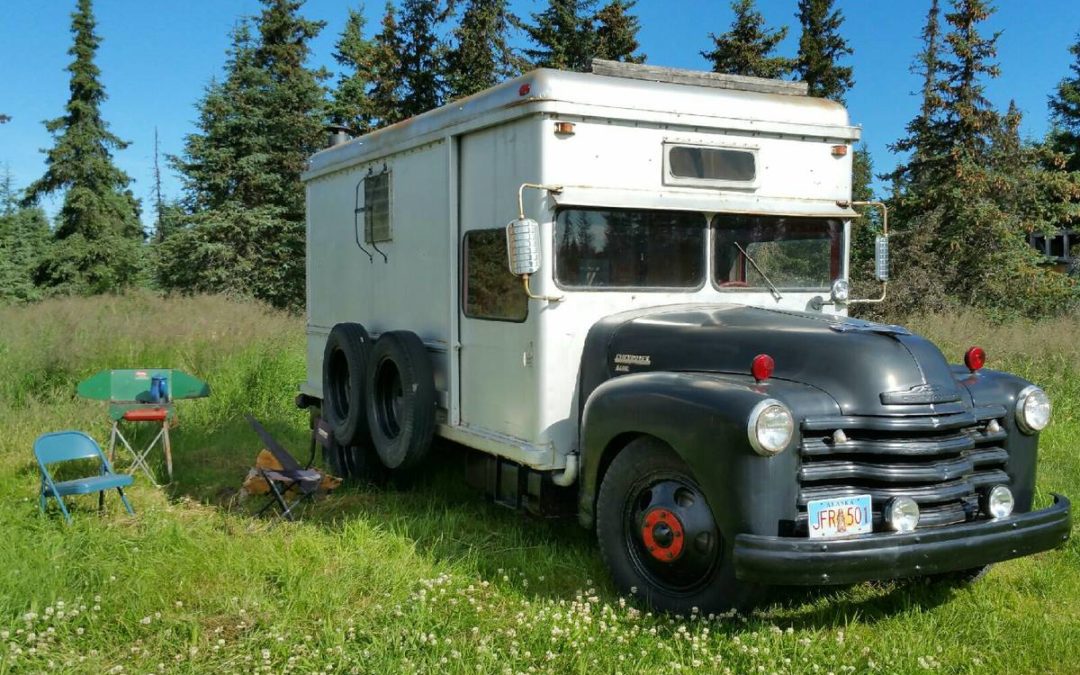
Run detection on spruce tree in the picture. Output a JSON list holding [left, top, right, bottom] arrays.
[[794, 0, 853, 102], [882, 0, 1075, 318], [521, 0, 599, 72], [886, 0, 944, 195], [22, 0, 143, 295], [398, 0, 448, 118], [1049, 32, 1080, 172], [0, 171, 50, 303], [162, 1, 327, 309], [369, 2, 406, 127], [329, 7, 378, 135], [594, 1, 645, 63], [703, 0, 793, 79], [446, 0, 523, 100]]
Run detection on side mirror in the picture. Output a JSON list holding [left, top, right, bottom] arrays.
[[874, 235, 889, 282], [506, 217, 541, 276]]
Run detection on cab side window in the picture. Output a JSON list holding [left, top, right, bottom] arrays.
[[464, 228, 528, 322]]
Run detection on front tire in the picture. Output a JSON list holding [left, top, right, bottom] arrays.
[[596, 437, 761, 614]]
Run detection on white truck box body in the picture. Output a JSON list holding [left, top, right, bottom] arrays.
[[302, 67, 860, 471]]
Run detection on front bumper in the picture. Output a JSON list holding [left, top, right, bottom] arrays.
[[734, 494, 1071, 585]]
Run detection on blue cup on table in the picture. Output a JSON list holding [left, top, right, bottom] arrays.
[[150, 375, 169, 403]]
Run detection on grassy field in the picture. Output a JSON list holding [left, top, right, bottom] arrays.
[[0, 294, 1076, 674]]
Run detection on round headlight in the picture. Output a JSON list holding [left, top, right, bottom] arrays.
[[1016, 385, 1051, 434], [747, 399, 794, 456], [830, 278, 850, 303], [884, 497, 920, 533], [985, 485, 1014, 519]]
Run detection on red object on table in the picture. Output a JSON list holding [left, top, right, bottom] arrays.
[[122, 408, 169, 422]]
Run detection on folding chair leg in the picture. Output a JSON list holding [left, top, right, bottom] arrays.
[[163, 420, 173, 482], [117, 487, 135, 516], [256, 470, 298, 521], [98, 490, 105, 512], [108, 421, 119, 463], [54, 495, 72, 524]]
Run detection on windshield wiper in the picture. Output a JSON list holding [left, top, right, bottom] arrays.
[[733, 242, 783, 301]]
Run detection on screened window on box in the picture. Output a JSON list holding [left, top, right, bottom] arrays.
[[464, 229, 528, 321], [365, 171, 391, 243]]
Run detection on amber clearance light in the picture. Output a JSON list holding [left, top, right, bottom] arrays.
[[964, 346, 986, 372]]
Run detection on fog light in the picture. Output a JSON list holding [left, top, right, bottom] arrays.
[[884, 497, 920, 533], [985, 485, 1014, 519]]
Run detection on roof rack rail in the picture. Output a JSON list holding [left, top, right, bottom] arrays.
[[590, 59, 809, 97]]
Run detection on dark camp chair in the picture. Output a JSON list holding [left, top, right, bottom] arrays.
[[245, 415, 321, 521]]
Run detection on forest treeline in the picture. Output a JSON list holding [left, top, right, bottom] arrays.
[[2, 0, 1080, 319]]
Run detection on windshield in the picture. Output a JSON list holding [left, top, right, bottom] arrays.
[[713, 214, 842, 290], [554, 207, 705, 289], [551, 208, 843, 291]]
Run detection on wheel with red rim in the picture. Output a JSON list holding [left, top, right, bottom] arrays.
[[596, 437, 762, 613]]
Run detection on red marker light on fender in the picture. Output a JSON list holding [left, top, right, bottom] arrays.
[[752, 354, 775, 382], [964, 346, 986, 372]]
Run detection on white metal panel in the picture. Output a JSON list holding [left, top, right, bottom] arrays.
[[304, 69, 856, 180], [304, 141, 452, 399], [457, 119, 552, 466]]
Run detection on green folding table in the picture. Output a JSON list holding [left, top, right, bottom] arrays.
[[77, 369, 210, 485]]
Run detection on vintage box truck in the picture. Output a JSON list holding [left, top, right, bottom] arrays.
[[298, 61, 1071, 612]]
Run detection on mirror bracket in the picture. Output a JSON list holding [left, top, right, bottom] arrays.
[[522, 275, 564, 302], [506, 183, 565, 303], [847, 200, 889, 306]]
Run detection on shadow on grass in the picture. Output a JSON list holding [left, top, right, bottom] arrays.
[[137, 414, 973, 624]]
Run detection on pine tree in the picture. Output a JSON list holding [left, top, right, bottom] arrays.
[[162, 1, 327, 309], [446, 0, 523, 100], [794, 0, 853, 102], [1049, 32, 1080, 172], [22, 0, 143, 295], [521, 0, 599, 72], [703, 0, 793, 79], [398, 0, 448, 119], [329, 7, 377, 135], [369, 2, 406, 127], [594, 1, 645, 63], [885, 0, 944, 194], [937, 0, 1000, 162], [882, 0, 1076, 318], [0, 171, 51, 303]]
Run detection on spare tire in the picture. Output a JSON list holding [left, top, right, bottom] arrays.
[[322, 323, 372, 447], [365, 331, 436, 470]]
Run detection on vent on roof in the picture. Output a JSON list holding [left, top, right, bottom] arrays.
[[590, 59, 808, 97]]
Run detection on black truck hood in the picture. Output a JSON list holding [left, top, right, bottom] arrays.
[[581, 304, 968, 418]]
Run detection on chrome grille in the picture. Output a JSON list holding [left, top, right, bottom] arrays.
[[794, 406, 1009, 535]]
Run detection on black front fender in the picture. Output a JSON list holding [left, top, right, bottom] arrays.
[[578, 372, 841, 540]]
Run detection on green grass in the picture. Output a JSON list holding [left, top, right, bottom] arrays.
[[0, 295, 1076, 674]]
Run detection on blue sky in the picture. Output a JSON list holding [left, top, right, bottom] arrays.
[[2, 1, 1078, 226]]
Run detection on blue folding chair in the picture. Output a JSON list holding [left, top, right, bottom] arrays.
[[34, 431, 135, 524]]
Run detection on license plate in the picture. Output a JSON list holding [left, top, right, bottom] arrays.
[[807, 495, 872, 539]]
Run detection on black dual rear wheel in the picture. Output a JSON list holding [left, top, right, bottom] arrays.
[[365, 331, 436, 470], [321, 324, 435, 477], [596, 437, 761, 613], [322, 323, 372, 448]]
